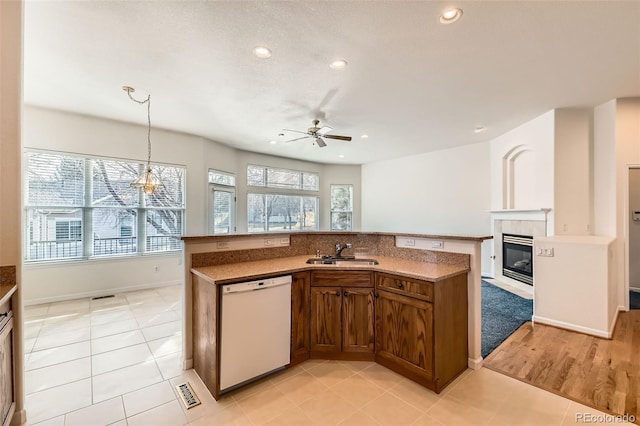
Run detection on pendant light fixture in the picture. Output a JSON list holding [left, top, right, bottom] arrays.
[[122, 85, 162, 194]]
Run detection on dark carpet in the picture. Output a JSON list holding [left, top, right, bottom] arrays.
[[631, 290, 640, 310], [482, 280, 533, 358]]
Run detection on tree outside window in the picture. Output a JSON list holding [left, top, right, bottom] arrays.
[[330, 184, 353, 231]]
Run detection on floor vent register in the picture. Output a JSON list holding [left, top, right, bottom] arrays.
[[176, 382, 201, 409]]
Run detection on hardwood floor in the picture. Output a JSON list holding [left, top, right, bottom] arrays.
[[484, 311, 640, 423]]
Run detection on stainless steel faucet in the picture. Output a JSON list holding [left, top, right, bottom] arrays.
[[335, 242, 352, 258]]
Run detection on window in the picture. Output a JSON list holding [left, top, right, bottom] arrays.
[[208, 170, 236, 187], [247, 165, 319, 191], [208, 170, 236, 234], [330, 184, 353, 231], [247, 164, 319, 233], [247, 194, 318, 232], [25, 151, 185, 262]]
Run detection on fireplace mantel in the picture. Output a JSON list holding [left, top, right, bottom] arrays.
[[490, 208, 551, 222]]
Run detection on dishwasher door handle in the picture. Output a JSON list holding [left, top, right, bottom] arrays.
[[222, 277, 292, 295]]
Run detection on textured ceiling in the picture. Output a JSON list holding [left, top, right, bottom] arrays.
[[24, 1, 640, 165]]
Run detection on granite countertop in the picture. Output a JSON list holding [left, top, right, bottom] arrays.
[[0, 284, 17, 307], [191, 255, 469, 285]]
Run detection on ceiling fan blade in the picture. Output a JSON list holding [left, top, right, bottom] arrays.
[[322, 134, 352, 141], [315, 137, 327, 148], [285, 136, 311, 143], [318, 126, 333, 134], [282, 129, 310, 135]]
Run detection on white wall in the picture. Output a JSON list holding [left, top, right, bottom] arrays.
[[593, 100, 617, 236], [534, 235, 616, 337], [22, 106, 361, 303], [554, 108, 592, 235], [0, 0, 22, 269], [1, 1, 27, 424], [361, 142, 492, 274]]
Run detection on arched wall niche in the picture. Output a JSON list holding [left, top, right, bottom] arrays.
[[502, 144, 535, 209]]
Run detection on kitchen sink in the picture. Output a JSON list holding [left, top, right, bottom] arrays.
[[306, 257, 379, 265]]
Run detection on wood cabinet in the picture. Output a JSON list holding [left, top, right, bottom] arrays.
[[0, 298, 15, 426], [375, 272, 467, 393], [310, 271, 374, 361], [290, 271, 310, 365]]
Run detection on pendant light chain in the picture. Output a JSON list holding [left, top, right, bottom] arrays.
[[125, 89, 152, 167], [123, 86, 162, 194]]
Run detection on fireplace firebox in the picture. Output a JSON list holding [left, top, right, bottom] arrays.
[[502, 233, 533, 285]]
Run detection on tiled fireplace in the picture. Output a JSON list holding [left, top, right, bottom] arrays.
[[491, 209, 550, 290]]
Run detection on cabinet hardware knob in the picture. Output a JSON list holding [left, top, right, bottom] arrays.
[[398, 283, 404, 289], [335, 291, 340, 297], [374, 293, 379, 298], [343, 291, 348, 297]]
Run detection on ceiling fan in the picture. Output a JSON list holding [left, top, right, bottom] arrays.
[[282, 119, 352, 148]]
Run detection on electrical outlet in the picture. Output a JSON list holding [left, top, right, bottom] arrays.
[[431, 240, 444, 249], [217, 241, 228, 249], [405, 238, 415, 247], [537, 247, 555, 257], [264, 238, 275, 246], [280, 237, 289, 244], [154, 266, 159, 272]]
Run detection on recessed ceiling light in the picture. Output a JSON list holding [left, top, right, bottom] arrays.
[[329, 59, 348, 70], [253, 46, 272, 59], [440, 8, 463, 24], [338, 154, 345, 158], [269, 140, 277, 144], [361, 134, 369, 139], [474, 125, 487, 133]]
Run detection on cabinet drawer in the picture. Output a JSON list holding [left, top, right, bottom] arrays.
[[376, 273, 433, 302], [311, 271, 373, 288]]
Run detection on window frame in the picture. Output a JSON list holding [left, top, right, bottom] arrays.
[[24, 149, 186, 263], [208, 169, 237, 235], [330, 184, 354, 231]]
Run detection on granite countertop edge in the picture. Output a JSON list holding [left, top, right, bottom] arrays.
[[0, 284, 17, 307], [182, 231, 492, 243], [191, 255, 470, 285]]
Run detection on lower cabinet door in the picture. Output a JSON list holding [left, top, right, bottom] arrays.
[[375, 290, 433, 380], [0, 317, 14, 426], [310, 287, 342, 354], [342, 288, 375, 354]]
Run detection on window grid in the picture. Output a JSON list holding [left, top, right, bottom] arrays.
[[25, 151, 185, 262]]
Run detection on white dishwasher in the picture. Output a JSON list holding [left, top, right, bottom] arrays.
[[219, 275, 291, 392]]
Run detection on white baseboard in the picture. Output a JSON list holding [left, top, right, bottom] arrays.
[[184, 358, 193, 370], [11, 408, 27, 426], [468, 356, 483, 370], [24, 280, 182, 306], [533, 315, 612, 338]]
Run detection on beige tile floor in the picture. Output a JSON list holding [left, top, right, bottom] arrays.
[[23, 285, 631, 426]]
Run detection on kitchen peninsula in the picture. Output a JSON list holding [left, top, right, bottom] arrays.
[[181, 232, 491, 399]]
